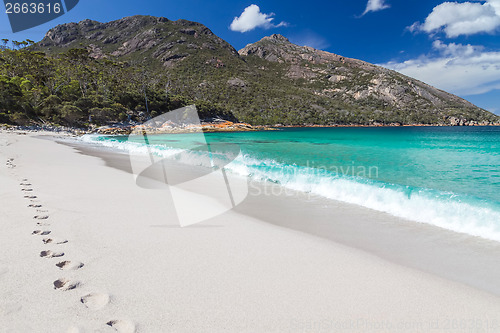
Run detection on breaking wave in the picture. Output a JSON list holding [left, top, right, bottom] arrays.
[[80, 134, 500, 242]]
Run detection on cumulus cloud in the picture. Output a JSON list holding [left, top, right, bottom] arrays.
[[361, 0, 390, 16], [410, 0, 500, 37], [382, 41, 500, 96], [230, 4, 288, 33]]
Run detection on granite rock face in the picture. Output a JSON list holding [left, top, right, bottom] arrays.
[[38, 16, 238, 68]]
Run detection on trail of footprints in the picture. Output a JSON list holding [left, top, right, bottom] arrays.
[[18, 173, 136, 333]]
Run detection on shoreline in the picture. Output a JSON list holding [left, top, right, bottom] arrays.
[[2, 130, 500, 332], [63, 136, 500, 297], [2, 123, 500, 137]]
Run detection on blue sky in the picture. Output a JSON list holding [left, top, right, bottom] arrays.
[[1, 0, 499, 114]]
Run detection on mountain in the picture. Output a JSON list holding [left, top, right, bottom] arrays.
[[37, 16, 239, 68], [19, 16, 500, 126], [239, 35, 484, 123]]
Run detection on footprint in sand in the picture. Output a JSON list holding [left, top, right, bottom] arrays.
[[53, 278, 80, 291], [24, 195, 37, 199], [34, 215, 49, 220], [6, 159, 16, 169], [28, 204, 42, 208], [106, 320, 136, 333], [56, 261, 84, 270], [43, 238, 68, 245], [32, 230, 51, 235], [36, 222, 50, 227], [81, 293, 110, 310], [21, 188, 33, 192], [40, 250, 64, 258], [20, 182, 31, 186]]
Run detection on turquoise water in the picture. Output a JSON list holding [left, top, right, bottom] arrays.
[[82, 126, 500, 241]]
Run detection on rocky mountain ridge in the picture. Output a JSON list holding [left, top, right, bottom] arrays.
[[240, 34, 476, 110], [38, 16, 239, 68]]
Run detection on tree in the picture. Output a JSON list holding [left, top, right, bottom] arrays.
[[61, 104, 85, 125]]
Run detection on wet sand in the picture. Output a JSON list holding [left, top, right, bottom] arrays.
[[69, 138, 500, 297]]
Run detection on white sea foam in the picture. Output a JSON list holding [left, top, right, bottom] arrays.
[[80, 134, 500, 242], [227, 155, 500, 242], [81, 134, 183, 158]]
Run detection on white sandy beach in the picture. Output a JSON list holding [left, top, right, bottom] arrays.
[[1, 131, 500, 333]]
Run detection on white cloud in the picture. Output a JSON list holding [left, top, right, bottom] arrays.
[[230, 4, 288, 33], [361, 0, 390, 16], [382, 41, 500, 96], [410, 0, 500, 37], [431, 40, 479, 57]]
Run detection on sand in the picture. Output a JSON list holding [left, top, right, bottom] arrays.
[[1, 131, 500, 333]]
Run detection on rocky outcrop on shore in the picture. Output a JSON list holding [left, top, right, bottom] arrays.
[[0, 124, 88, 136], [2, 117, 498, 137], [95, 120, 266, 135]]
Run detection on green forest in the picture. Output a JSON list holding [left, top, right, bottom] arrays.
[[0, 42, 233, 127]]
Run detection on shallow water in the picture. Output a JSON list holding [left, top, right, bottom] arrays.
[[82, 126, 500, 242]]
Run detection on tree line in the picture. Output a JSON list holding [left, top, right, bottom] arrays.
[[0, 41, 233, 127]]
